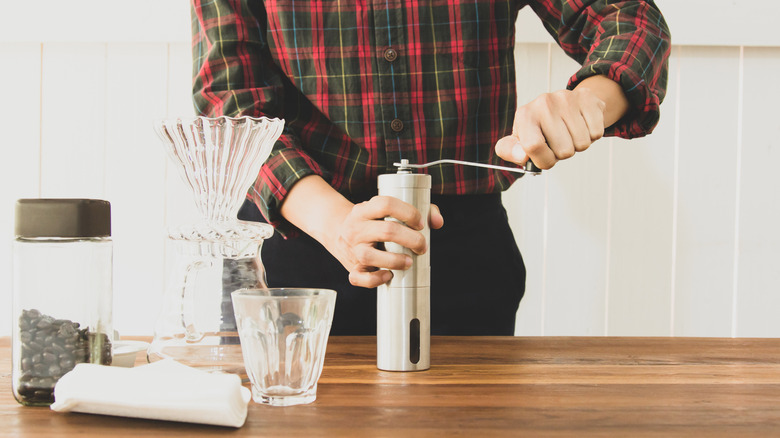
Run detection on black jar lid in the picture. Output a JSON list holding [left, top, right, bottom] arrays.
[[15, 199, 111, 238]]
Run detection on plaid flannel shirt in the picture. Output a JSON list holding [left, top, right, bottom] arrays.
[[192, 0, 671, 232]]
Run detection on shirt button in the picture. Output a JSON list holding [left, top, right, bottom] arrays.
[[390, 119, 404, 132], [384, 48, 398, 62]]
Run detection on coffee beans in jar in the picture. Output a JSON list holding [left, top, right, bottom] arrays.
[[14, 309, 112, 405]]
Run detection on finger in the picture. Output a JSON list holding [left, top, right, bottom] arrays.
[[429, 203, 444, 230], [516, 117, 557, 169], [563, 109, 593, 153], [348, 219, 427, 255], [354, 196, 424, 230], [495, 135, 526, 165], [581, 98, 606, 143], [539, 107, 575, 161], [353, 244, 412, 271], [349, 268, 393, 289], [374, 220, 427, 254]]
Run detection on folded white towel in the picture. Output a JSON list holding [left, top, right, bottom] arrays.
[[51, 359, 251, 428]]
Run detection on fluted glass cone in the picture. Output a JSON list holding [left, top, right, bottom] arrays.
[[155, 116, 284, 223]]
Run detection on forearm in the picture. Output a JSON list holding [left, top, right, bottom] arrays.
[[529, 0, 671, 138], [279, 175, 353, 252], [575, 75, 629, 129]]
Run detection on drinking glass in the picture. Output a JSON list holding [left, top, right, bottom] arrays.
[[232, 288, 336, 406]]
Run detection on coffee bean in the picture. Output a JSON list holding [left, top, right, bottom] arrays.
[[48, 365, 62, 376], [57, 323, 76, 338], [15, 308, 112, 405], [36, 316, 54, 330], [42, 352, 57, 364]]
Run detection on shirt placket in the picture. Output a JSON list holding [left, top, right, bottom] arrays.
[[372, 0, 411, 171]]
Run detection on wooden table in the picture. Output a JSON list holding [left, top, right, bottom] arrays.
[[2, 336, 780, 436]]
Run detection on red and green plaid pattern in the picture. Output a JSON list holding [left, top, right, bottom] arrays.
[[192, 0, 670, 231]]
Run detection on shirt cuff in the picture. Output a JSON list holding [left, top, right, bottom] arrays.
[[568, 59, 663, 139], [248, 131, 330, 237]]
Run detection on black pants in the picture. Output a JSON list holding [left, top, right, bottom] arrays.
[[237, 193, 526, 336]]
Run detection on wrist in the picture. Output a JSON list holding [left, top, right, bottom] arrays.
[[575, 75, 629, 128], [279, 175, 353, 251]]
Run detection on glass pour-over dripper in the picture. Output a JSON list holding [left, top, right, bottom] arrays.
[[150, 116, 284, 374]]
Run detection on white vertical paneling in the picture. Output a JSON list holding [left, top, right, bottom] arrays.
[[0, 44, 42, 337], [605, 52, 678, 336], [155, 42, 200, 335], [104, 43, 169, 335], [506, 43, 552, 336], [40, 43, 107, 198], [673, 46, 740, 337], [163, 42, 199, 229], [0, 0, 191, 44], [735, 47, 780, 337], [541, 50, 610, 336], [514, 1, 780, 47]]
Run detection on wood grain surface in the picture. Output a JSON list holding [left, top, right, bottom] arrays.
[[2, 336, 780, 437]]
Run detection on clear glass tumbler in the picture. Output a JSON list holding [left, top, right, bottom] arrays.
[[231, 288, 336, 406]]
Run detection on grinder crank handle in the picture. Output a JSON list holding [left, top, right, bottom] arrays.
[[524, 159, 542, 173], [393, 158, 542, 175]]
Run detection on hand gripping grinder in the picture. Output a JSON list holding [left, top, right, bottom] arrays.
[[376, 160, 431, 371]]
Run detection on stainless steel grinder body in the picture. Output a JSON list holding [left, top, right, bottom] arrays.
[[377, 169, 431, 371]]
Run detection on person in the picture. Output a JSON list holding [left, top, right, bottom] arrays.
[[192, 0, 671, 335]]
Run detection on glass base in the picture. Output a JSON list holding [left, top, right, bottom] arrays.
[[252, 385, 317, 406], [148, 335, 247, 378]]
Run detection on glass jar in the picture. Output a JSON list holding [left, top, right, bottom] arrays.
[[12, 199, 113, 406]]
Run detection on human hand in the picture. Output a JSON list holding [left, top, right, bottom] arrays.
[[495, 86, 607, 170], [331, 196, 444, 288], [495, 74, 630, 170]]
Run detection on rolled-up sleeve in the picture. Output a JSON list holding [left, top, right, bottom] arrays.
[[527, 0, 671, 138], [191, 0, 326, 233]]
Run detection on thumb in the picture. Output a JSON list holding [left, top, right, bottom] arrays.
[[429, 203, 444, 230], [495, 135, 527, 165]]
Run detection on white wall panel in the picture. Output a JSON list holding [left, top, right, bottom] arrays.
[[104, 43, 169, 336], [0, 0, 191, 43], [506, 43, 551, 336], [673, 46, 740, 336], [605, 51, 678, 336], [515, 1, 780, 47], [735, 47, 780, 337], [541, 50, 610, 336], [40, 43, 107, 199], [163, 43, 200, 230], [0, 44, 42, 338]]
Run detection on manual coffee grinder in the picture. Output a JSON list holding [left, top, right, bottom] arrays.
[[376, 160, 432, 371], [377, 158, 541, 371]]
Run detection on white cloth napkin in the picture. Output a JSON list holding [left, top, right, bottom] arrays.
[[51, 359, 251, 428]]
